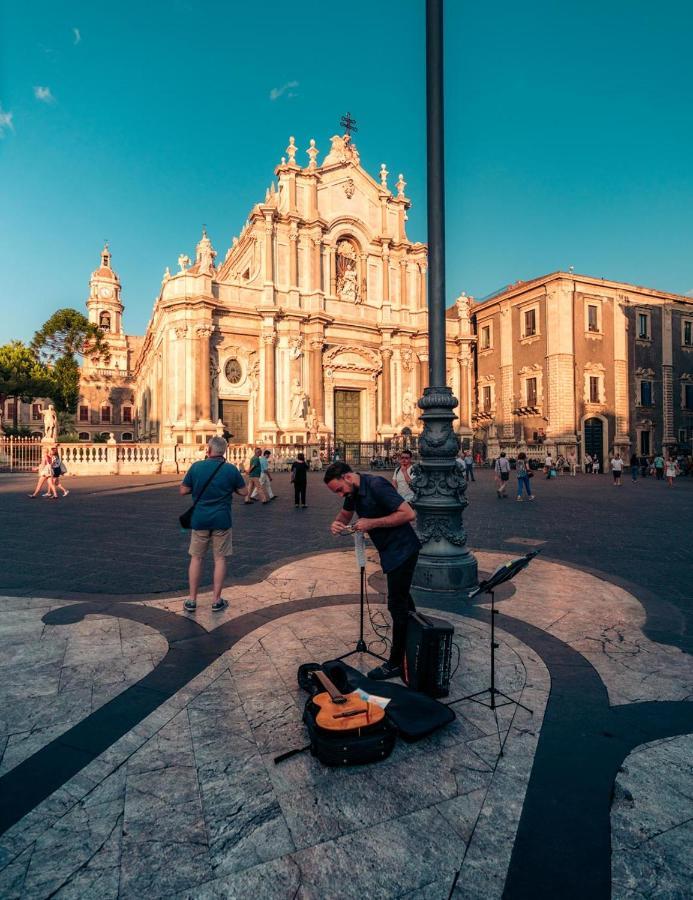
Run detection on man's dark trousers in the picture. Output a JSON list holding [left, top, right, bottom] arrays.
[[386, 551, 419, 665]]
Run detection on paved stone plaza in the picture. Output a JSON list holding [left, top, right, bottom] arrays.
[[0, 470, 691, 899]]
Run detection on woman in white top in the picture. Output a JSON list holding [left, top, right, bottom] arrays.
[[28, 450, 57, 499], [392, 450, 415, 502], [610, 454, 623, 485], [665, 457, 679, 486], [592, 456, 600, 474]]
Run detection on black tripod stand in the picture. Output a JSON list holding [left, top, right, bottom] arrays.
[[449, 551, 539, 754], [337, 533, 387, 664]]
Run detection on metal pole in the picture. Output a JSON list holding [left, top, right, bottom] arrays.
[[426, 0, 446, 388], [410, 0, 478, 602]]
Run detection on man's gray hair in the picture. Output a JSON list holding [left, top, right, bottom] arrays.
[[208, 436, 228, 457]]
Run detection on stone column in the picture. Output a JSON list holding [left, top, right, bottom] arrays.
[[263, 216, 274, 283], [195, 325, 213, 422], [419, 353, 429, 394], [174, 325, 188, 426], [399, 259, 408, 307], [262, 332, 277, 424], [382, 243, 390, 302], [662, 303, 675, 446], [613, 298, 630, 452], [458, 353, 471, 431], [329, 246, 337, 296], [359, 254, 368, 302], [309, 337, 324, 422], [381, 348, 393, 427], [289, 224, 298, 288], [545, 282, 576, 447], [419, 263, 427, 310]]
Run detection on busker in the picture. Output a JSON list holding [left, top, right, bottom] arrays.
[[324, 462, 421, 681]]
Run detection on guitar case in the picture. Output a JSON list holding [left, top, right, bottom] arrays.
[[298, 663, 397, 767]]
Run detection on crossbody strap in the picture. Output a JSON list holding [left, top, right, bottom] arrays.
[[190, 459, 226, 511]]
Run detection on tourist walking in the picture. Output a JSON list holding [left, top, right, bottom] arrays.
[[245, 448, 268, 504], [324, 462, 420, 681], [253, 449, 275, 500], [653, 453, 665, 481], [665, 456, 680, 486], [28, 449, 56, 498], [463, 450, 475, 483], [495, 452, 511, 498], [180, 436, 247, 612], [516, 452, 534, 501], [630, 453, 639, 482], [291, 452, 309, 508], [611, 453, 623, 486], [568, 449, 578, 476], [49, 447, 69, 497], [544, 453, 554, 478], [592, 455, 600, 475], [392, 450, 415, 502], [584, 453, 593, 474]]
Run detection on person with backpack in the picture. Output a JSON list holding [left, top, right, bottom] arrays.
[[516, 451, 534, 501], [495, 452, 511, 498]]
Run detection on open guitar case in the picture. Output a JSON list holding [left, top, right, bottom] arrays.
[[275, 660, 456, 768]]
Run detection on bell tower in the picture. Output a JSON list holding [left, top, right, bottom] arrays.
[[87, 243, 123, 335]]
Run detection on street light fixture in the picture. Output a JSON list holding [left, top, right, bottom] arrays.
[[411, 0, 478, 602]]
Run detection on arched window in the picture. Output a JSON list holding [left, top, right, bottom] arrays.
[[99, 311, 111, 331], [336, 239, 359, 302], [121, 432, 133, 442], [78, 432, 90, 441]]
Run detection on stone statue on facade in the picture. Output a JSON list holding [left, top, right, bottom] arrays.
[[307, 407, 319, 439], [290, 378, 307, 420], [43, 404, 58, 441], [339, 267, 358, 302], [177, 254, 190, 273], [402, 389, 414, 425], [289, 336, 303, 360]]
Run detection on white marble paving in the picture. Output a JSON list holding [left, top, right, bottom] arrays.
[[0, 548, 690, 899]]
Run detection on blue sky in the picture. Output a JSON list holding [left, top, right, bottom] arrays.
[[1, 0, 692, 343]]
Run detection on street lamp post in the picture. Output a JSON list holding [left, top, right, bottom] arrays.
[[411, 0, 478, 603]]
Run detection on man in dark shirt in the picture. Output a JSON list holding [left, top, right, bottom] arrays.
[[324, 461, 421, 680], [180, 436, 247, 613]]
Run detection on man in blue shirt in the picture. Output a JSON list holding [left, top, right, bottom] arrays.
[[324, 462, 421, 680], [180, 436, 246, 612]]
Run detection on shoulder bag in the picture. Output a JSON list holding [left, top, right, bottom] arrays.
[[179, 459, 226, 530]]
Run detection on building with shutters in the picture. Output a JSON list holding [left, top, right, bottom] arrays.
[[470, 272, 693, 467]]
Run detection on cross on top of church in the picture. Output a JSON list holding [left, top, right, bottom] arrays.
[[340, 112, 358, 137]]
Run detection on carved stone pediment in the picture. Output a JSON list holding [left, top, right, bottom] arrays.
[[323, 344, 381, 375]]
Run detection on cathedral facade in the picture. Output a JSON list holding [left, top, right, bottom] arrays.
[[79, 132, 474, 448]]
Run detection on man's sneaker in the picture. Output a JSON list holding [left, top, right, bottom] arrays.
[[183, 599, 197, 612], [367, 661, 402, 681], [211, 598, 228, 612]]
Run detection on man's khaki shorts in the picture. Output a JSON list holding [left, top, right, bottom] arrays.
[[189, 529, 232, 558]]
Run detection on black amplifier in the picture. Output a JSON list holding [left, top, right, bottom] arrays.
[[403, 612, 454, 698]]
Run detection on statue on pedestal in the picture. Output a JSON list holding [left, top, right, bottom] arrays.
[[43, 405, 58, 441], [290, 378, 307, 420]]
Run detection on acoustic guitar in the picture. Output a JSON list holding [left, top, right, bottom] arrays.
[[311, 670, 386, 732]]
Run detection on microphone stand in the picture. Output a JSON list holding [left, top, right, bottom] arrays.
[[337, 532, 387, 664]]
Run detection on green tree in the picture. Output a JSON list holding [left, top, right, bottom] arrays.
[[0, 341, 54, 428], [31, 309, 109, 431], [31, 308, 108, 365]]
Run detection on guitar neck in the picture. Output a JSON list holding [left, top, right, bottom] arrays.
[[313, 670, 346, 703]]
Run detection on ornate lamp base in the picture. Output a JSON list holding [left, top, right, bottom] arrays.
[[411, 386, 478, 603]]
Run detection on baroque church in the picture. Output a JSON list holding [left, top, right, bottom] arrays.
[[79, 131, 475, 448], [70, 130, 692, 465]]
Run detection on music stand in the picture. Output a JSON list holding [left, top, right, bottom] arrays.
[[337, 532, 387, 664], [448, 550, 539, 754]]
